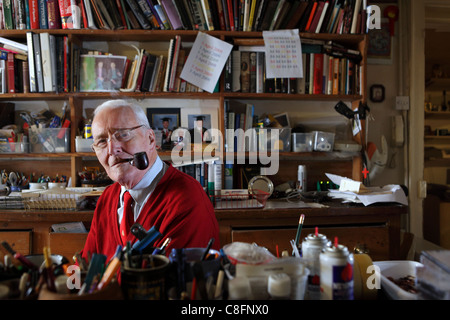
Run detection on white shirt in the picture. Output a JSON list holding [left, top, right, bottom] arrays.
[[118, 156, 167, 224]]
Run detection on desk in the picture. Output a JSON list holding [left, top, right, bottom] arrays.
[[0, 201, 407, 262], [215, 200, 408, 261]]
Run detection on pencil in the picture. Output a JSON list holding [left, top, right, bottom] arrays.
[[294, 214, 305, 247]]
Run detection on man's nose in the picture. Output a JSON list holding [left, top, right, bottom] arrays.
[[107, 138, 123, 155]]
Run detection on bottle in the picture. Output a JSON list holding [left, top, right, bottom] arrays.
[[320, 237, 354, 300]]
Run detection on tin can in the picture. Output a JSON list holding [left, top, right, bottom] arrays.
[[297, 165, 307, 192], [84, 121, 93, 139], [319, 242, 354, 300], [302, 232, 328, 300]]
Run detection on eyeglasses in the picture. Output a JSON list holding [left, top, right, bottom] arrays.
[[91, 125, 145, 152]]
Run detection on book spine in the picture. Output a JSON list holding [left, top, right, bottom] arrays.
[[7, 53, 15, 93], [40, 33, 53, 92], [154, 3, 170, 29], [240, 51, 250, 93], [3, 0, 14, 29], [26, 32, 37, 93], [125, 0, 152, 29], [33, 33, 44, 92], [38, 0, 48, 28], [135, 52, 148, 91], [47, 0, 62, 29], [199, 0, 214, 30], [15, 0, 27, 29], [161, 0, 183, 29]]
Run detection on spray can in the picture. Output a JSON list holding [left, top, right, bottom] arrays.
[[84, 121, 93, 139], [302, 228, 328, 300], [297, 165, 307, 192], [319, 238, 354, 300]]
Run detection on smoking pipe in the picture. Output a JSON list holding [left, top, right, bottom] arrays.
[[119, 152, 149, 170]]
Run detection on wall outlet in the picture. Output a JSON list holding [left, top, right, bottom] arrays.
[[396, 96, 410, 110]]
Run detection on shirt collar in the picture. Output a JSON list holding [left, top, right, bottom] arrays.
[[120, 156, 165, 206]]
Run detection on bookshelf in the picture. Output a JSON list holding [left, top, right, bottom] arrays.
[[0, 28, 367, 190]]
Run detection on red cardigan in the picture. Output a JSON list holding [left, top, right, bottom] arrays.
[[81, 165, 220, 261]]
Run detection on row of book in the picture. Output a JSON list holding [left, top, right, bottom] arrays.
[[225, 39, 362, 95], [0, 0, 368, 33]]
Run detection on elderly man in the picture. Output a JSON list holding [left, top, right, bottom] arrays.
[[80, 100, 219, 261]]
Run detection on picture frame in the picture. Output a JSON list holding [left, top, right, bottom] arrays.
[[367, 18, 393, 65], [370, 84, 385, 103], [80, 55, 127, 92], [274, 112, 290, 128], [180, 106, 220, 144], [146, 108, 180, 131]]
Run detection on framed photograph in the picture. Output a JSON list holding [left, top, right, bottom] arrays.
[[180, 107, 219, 143], [147, 108, 181, 149], [274, 112, 290, 127], [367, 18, 393, 64], [370, 84, 385, 102], [80, 55, 127, 92]]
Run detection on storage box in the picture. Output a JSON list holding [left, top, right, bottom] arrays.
[[257, 127, 291, 152], [313, 131, 335, 152], [75, 138, 93, 152], [292, 133, 314, 152], [30, 128, 70, 153], [0, 142, 28, 153], [373, 260, 423, 300]]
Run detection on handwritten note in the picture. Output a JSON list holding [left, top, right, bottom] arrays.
[[263, 29, 303, 79], [180, 33, 233, 93]]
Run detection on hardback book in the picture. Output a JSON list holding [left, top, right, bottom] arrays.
[[103, 0, 125, 29], [172, 0, 192, 29], [154, 1, 171, 29], [95, 0, 116, 29], [199, 0, 214, 30], [256, 51, 264, 93], [40, 33, 54, 92], [146, 0, 165, 29], [26, 32, 37, 93], [240, 51, 250, 93], [2, 0, 14, 29], [49, 34, 58, 92], [15, 0, 27, 29], [32, 33, 44, 92], [38, 0, 49, 28], [47, 0, 62, 29], [259, 0, 277, 31], [140, 53, 158, 91], [125, 0, 152, 28], [190, 0, 207, 30], [168, 35, 181, 91], [115, 0, 129, 28], [6, 53, 15, 93], [173, 49, 185, 91], [224, 53, 232, 92], [137, 0, 159, 29], [135, 51, 149, 91], [285, 0, 308, 29], [83, 0, 99, 28], [249, 51, 256, 93], [160, 0, 183, 29], [231, 50, 240, 92]]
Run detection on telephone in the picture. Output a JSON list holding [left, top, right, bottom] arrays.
[[392, 115, 404, 147]]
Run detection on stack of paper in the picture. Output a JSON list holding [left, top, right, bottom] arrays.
[[325, 173, 408, 206]]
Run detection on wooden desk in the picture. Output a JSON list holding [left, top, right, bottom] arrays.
[[215, 200, 408, 261], [0, 200, 407, 262]]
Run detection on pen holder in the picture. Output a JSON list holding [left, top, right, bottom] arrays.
[[121, 254, 170, 300]]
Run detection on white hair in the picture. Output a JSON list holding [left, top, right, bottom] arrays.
[[93, 99, 150, 127]]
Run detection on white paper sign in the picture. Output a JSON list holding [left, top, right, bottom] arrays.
[[263, 29, 303, 79], [180, 33, 233, 93]]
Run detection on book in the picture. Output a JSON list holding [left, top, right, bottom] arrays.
[[39, 33, 53, 92], [6, 53, 15, 93], [160, 0, 183, 29], [115, 0, 129, 28], [249, 51, 256, 93], [226, 0, 234, 30], [47, 0, 62, 29], [214, 0, 226, 30], [95, 0, 116, 29], [240, 51, 250, 93], [256, 51, 264, 93], [173, 49, 185, 91], [135, 51, 149, 91], [315, 0, 329, 33], [308, 0, 325, 33], [259, 0, 277, 31], [350, 0, 361, 34], [33, 33, 44, 92], [199, 0, 214, 30], [0, 37, 28, 53], [173, 0, 192, 29], [190, 0, 207, 30], [104, 0, 125, 29], [136, 0, 158, 29], [28, 0, 40, 28], [125, 0, 152, 29], [121, 46, 144, 91], [2, 0, 14, 29], [49, 34, 58, 93], [15, 0, 27, 29], [83, 0, 99, 28], [26, 32, 37, 93], [268, 0, 285, 31], [140, 53, 158, 91], [55, 36, 65, 93], [247, 0, 257, 31], [231, 50, 240, 92], [38, 0, 49, 28]]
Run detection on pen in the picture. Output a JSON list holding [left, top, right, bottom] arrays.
[[152, 237, 171, 255], [132, 226, 162, 253], [1, 241, 38, 270], [97, 245, 122, 291], [201, 238, 215, 261], [294, 214, 305, 247], [43, 246, 56, 292]]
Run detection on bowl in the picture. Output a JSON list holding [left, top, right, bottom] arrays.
[[373, 260, 423, 300]]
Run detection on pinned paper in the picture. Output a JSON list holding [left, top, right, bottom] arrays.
[[180, 33, 233, 93], [262, 29, 303, 79]]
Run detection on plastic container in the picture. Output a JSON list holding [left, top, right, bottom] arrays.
[[29, 128, 70, 153], [0, 142, 28, 154], [313, 131, 335, 152], [292, 133, 314, 152], [75, 137, 93, 152], [373, 260, 423, 300]]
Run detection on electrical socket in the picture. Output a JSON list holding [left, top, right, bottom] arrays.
[[396, 96, 410, 110]]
